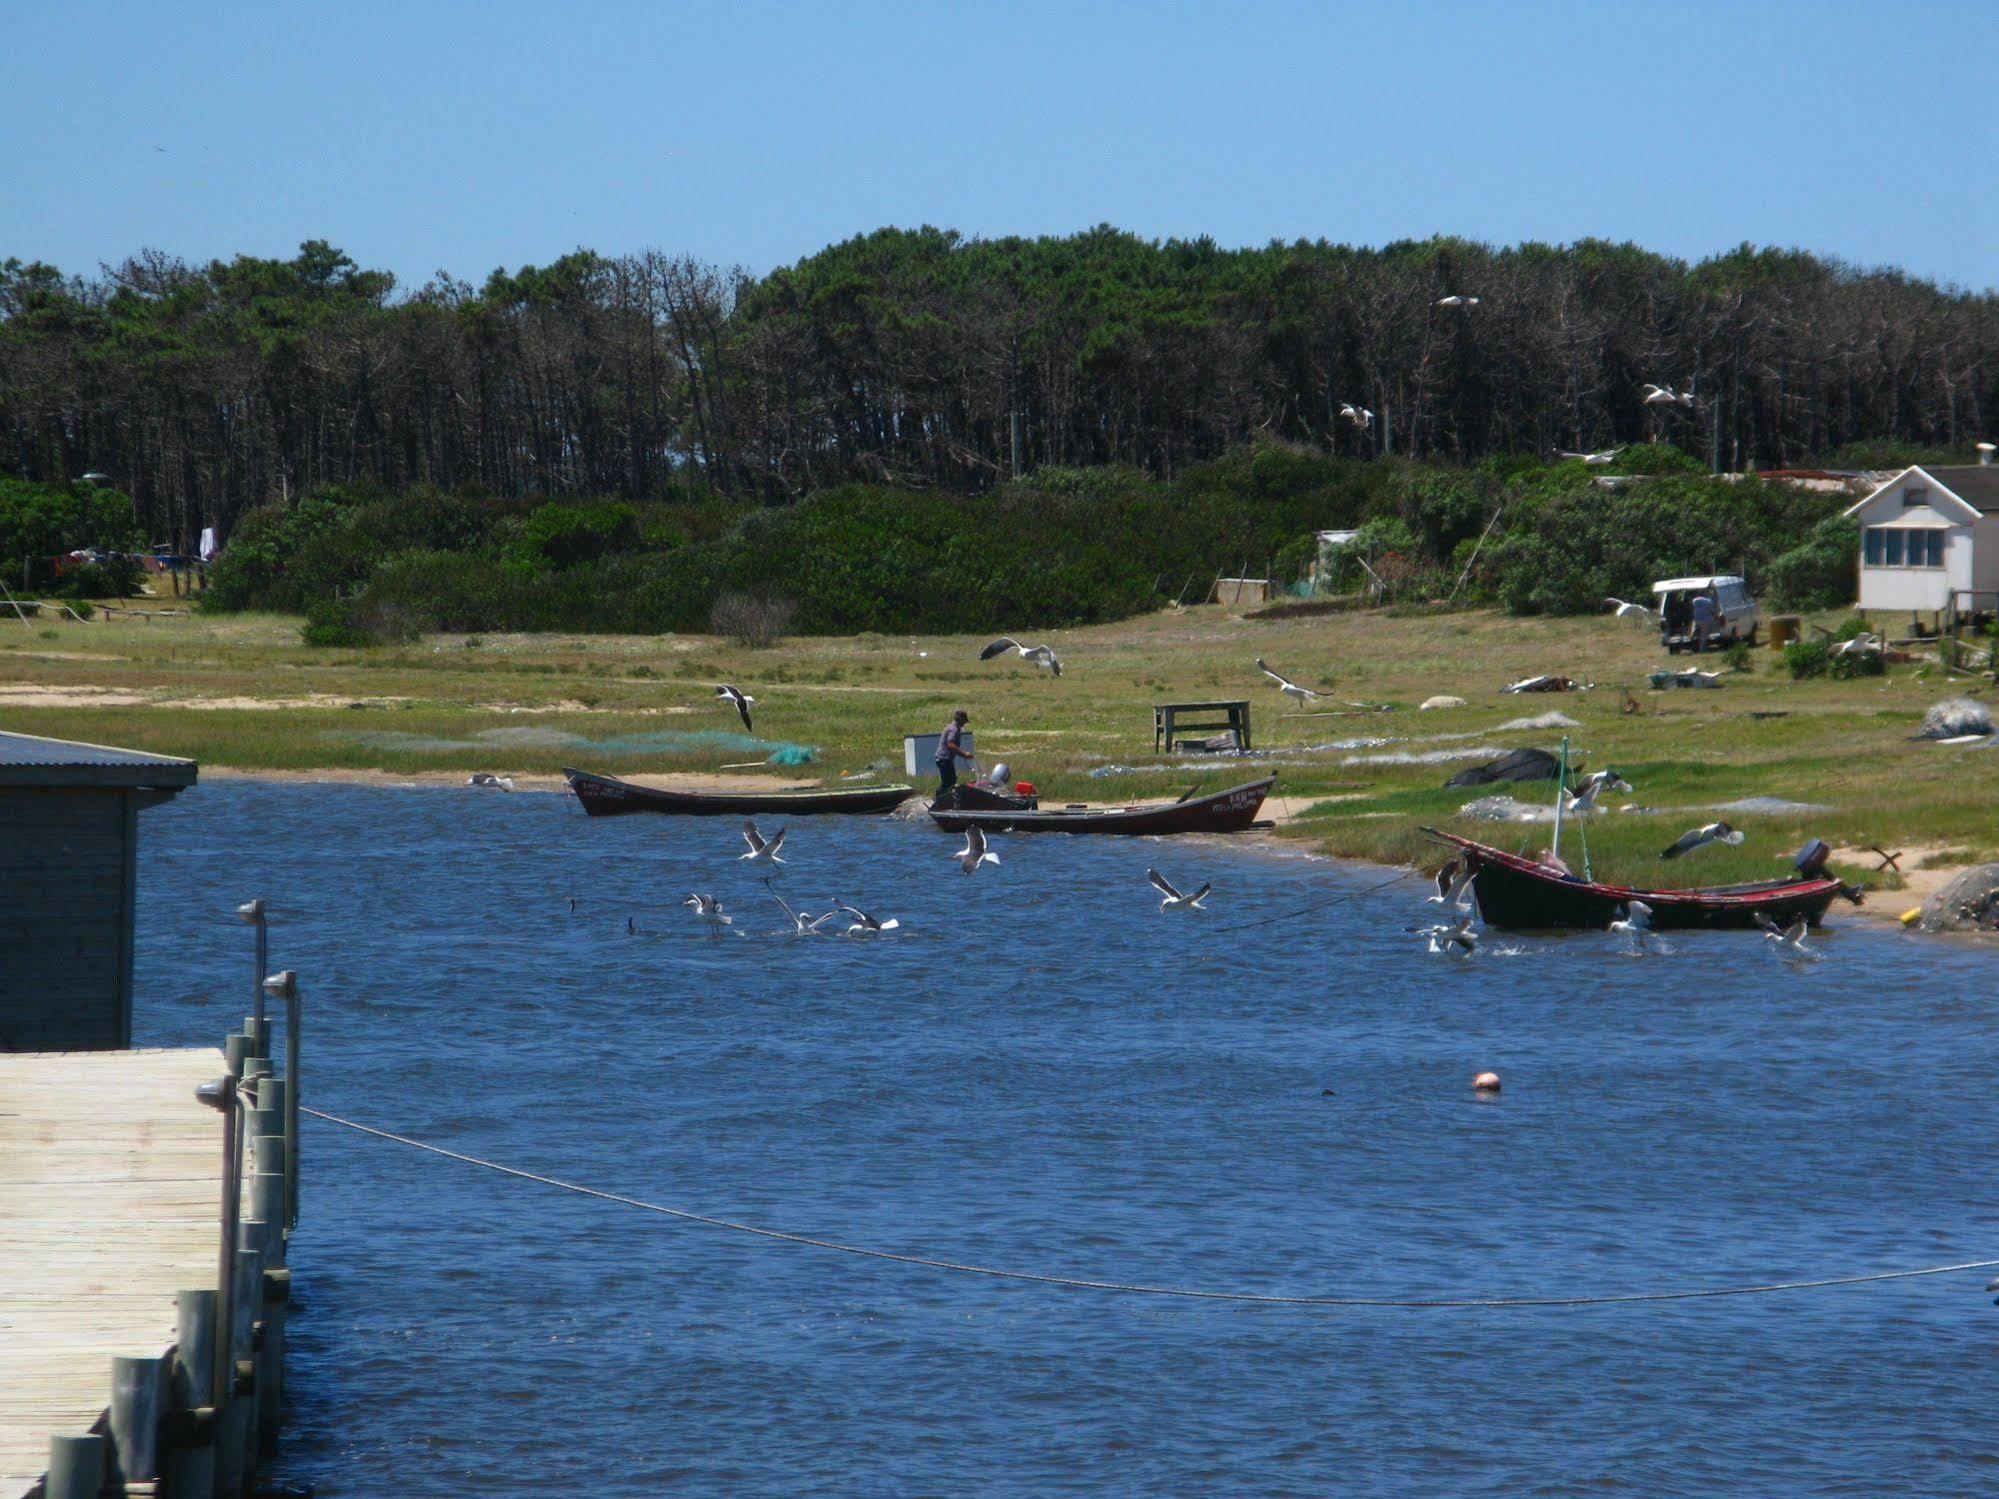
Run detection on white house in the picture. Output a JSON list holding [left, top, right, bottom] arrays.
[[1842, 464, 1999, 614]]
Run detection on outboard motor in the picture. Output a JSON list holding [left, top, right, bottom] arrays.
[[1792, 838, 1831, 878]]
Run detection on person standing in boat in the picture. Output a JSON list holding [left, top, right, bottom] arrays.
[[935, 709, 976, 797]]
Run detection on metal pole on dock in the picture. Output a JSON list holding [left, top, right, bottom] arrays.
[[108, 1354, 168, 1491], [238, 898, 268, 1043], [43, 1435, 104, 1499], [263, 970, 301, 1229], [195, 1075, 245, 1437], [167, 1289, 219, 1499]]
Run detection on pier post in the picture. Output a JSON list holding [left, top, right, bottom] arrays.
[[262, 970, 301, 1230], [217, 1229, 265, 1499], [167, 1289, 219, 1499], [243, 1014, 270, 1061], [44, 1434, 105, 1499], [109, 1353, 168, 1492], [222, 1032, 249, 1079]]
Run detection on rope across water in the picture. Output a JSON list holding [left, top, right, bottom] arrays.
[[302, 1106, 1998, 1309]]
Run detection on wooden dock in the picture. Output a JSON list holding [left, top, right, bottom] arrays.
[[0, 1047, 223, 1497]]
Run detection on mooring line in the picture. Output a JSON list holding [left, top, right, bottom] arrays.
[[301, 1106, 1998, 1308], [1213, 867, 1417, 932]]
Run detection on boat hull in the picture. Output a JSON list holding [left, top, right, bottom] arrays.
[[564, 768, 914, 817], [929, 777, 1275, 835], [1424, 828, 1848, 931]]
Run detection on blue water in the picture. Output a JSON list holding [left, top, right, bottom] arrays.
[[134, 782, 1999, 1496]]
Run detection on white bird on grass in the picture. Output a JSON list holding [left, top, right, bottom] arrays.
[[1559, 449, 1621, 465], [1604, 596, 1657, 621], [1832, 632, 1884, 658], [979, 638, 1062, 676], [1660, 822, 1743, 860], [715, 684, 755, 732], [1147, 868, 1211, 911], [765, 880, 835, 934], [1435, 294, 1480, 308], [1428, 859, 1475, 908], [1609, 899, 1654, 952], [953, 824, 999, 874], [1755, 912, 1816, 958], [466, 772, 514, 790], [1340, 403, 1375, 431], [682, 893, 732, 930], [739, 820, 787, 866], [834, 899, 901, 935], [1256, 658, 1326, 707]]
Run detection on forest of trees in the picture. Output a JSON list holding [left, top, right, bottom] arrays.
[[2, 228, 1994, 547]]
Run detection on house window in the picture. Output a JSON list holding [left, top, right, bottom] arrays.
[[1903, 487, 1929, 508], [1864, 526, 1947, 569]]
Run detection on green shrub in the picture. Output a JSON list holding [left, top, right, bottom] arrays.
[[300, 598, 374, 647], [1765, 516, 1857, 611], [1831, 646, 1885, 679], [1784, 640, 1830, 679], [1722, 640, 1753, 673], [503, 501, 641, 573]]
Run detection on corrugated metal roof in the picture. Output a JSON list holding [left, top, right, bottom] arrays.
[[0, 731, 196, 789]]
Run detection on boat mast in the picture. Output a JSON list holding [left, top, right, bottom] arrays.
[[1551, 735, 1569, 865]]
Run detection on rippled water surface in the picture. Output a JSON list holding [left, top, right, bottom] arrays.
[[135, 781, 1999, 1496]]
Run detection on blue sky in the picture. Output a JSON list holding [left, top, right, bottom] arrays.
[[5, 0, 1994, 292]]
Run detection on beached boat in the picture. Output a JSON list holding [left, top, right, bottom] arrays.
[[928, 776, 1275, 836], [563, 767, 914, 817], [1421, 827, 1853, 931]]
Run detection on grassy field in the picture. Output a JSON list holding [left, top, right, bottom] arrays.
[[3, 602, 1994, 907]]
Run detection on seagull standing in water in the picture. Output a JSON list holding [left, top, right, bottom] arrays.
[[1147, 868, 1211, 912], [1425, 917, 1479, 957], [683, 893, 732, 931], [739, 820, 787, 866], [953, 825, 999, 874], [715, 684, 755, 732], [834, 899, 901, 935], [1660, 822, 1744, 860], [979, 638, 1063, 676], [1256, 658, 1325, 707]]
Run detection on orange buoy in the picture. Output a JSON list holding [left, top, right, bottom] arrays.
[[1473, 1071, 1502, 1093]]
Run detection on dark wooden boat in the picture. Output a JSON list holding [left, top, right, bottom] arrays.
[[1423, 827, 1853, 932], [929, 776, 1275, 835], [564, 767, 914, 817]]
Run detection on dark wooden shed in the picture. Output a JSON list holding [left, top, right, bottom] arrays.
[[0, 731, 197, 1050]]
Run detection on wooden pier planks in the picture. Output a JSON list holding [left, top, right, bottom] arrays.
[[0, 1047, 223, 1497]]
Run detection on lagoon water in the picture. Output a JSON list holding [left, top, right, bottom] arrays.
[[135, 781, 1999, 1496]]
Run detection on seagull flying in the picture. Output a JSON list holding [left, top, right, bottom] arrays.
[[739, 820, 788, 866], [1641, 383, 1680, 406], [1339, 403, 1375, 431], [1435, 294, 1480, 308], [682, 893, 732, 930], [834, 898, 901, 935], [1428, 859, 1475, 908], [765, 879, 835, 934], [1147, 868, 1212, 912], [715, 684, 755, 732], [1559, 449, 1621, 465], [953, 824, 999, 874], [980, 638, 1062, 676], [1660, 822, 1744, 860], [1564, 770, 1632, 814], [1604, 597, 1657, 621], [1755, 912, 1814, 957], [1256, 658, 1325, 706], [466, 772, 515, 790]]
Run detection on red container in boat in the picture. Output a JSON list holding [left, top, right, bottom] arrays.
[[1015, 780, 1036, 796]]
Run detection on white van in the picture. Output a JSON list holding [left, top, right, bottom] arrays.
[[1653, 575, 1760, 652]]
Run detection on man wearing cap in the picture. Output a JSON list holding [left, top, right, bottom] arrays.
[[935, 709, 976, 797]]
